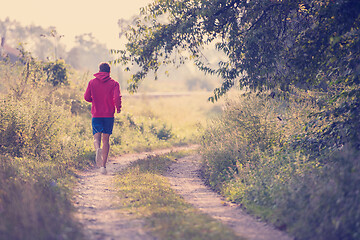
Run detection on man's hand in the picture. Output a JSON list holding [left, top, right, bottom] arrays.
[[117, 109, 121, 113]]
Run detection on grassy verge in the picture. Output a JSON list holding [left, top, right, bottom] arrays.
[[107, 92, 224, 155], [0, 94, 87, 239], [113, 151, 244, 240], [200, 93, 360, 240]]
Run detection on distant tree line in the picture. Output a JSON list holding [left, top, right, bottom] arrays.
[[0, 18, 110, 72]]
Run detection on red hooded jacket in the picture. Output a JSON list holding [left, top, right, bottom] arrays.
[[84, 72, 122, 118]]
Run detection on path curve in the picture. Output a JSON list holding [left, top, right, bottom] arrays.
[[165, 154, 294, 240]]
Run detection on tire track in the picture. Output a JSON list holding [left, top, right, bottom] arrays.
[[165, 154, 293, 240], [74, 147, 193, 240]]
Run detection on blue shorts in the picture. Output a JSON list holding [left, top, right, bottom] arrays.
[[92, 117, 114, 135]]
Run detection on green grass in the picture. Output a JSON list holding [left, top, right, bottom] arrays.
[[122, 92, 224, 139], [107, 92, 224, 155], [200, 92, 360, 240], [0, 59, 91, 239], [113, 151, 244, 240]]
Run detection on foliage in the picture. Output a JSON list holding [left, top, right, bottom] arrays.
[[0, 93, 90, 165], [110, 113, 175, 153], [200, 93, 311, 191], [0, 156, 83, 240], [0, 95, 89, 239], [274, 147, 360, 240], [114, 0, 358, 91], [115, 0, 360, 150], [0, 56, 93, 239], [150, 123, 173, 140], [43, 59, 69, 86], [1, 46, 70, 98], [2, 46, 44, 98], [0, 18, 111, 71], [114, 152, 243, 240], [200, 94, 360, 240]]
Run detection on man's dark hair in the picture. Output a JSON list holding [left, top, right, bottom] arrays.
[[99, 62, 111, 72]]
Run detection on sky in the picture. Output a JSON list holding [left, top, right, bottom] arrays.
[[0, 0, 153, 49], [0, 0, 221, 88]]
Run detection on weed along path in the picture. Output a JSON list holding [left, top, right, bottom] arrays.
[[165, 154, 293, 240]]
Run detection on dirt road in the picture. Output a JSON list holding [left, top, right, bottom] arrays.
[[74, 152, 155, 240], [74, 147, 293, 240], [73, 147, 193, 240]]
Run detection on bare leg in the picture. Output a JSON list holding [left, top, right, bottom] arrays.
[[93, 132, 102, 150], [93, 132, 103, 167], [101, 133, 110, 167]]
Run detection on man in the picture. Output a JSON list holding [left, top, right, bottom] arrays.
[[84, 62, 122, 174]]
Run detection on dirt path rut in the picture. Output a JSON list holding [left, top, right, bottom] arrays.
[[74, 147, 196, 240], [74, 152, 155, 240]]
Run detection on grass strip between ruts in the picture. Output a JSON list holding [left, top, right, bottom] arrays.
[[113, 151, 245, 240]]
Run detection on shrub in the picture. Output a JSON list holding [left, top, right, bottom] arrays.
[[0, 93, 91, 167], [0, 93, 89, 238], [201, 92, 360, 239], [43, 59, 69, 86], [110, 113, 177, 154], [200, 93, 304, 191], [274, 147, 360, 240], [0, 155, 83, 240], [0, 58, 91, 239], [151, 123, 173, 140]]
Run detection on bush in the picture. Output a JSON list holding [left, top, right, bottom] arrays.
[[199, 93, 360, 239], [110, 113, 178, 154], [200, 94, 307, 191], [0, 93, 91, 167], [274, 147, 360, 240], [0, 57, 91, 239], [150, 123, 173, 140], [43, 59, 69, 86], [0, 155, 83, 240], [0, 92, 89, 239]]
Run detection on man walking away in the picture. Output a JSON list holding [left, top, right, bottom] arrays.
[[84, 62, 122, 174]]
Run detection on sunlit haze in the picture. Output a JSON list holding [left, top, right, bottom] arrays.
[[0, 0, 153, 49]]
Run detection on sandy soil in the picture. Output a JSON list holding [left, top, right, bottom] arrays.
[[74, 147, 293, 240]]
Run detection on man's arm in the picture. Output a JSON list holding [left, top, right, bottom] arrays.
[[114, 82, 122, 113], [84, 82, 92, 102]]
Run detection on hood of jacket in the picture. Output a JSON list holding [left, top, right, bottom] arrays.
[[94, 72, 111, 82]]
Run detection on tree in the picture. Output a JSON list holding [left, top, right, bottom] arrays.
[[40, 29, 65, 60], [0, 19, 67, 61], [66, 33, 111, 71], [114, 0, 360, 150], [43, 59, 69, 87]]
